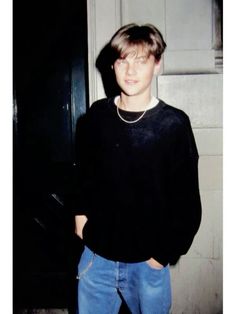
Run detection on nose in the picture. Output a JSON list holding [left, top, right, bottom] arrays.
[[126, 62, 136, 75]]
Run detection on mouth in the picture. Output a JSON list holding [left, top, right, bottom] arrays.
[[125, 79, 138, 85]]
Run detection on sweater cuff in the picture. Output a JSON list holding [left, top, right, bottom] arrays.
[[74, 209, 88, 216], [153, 255, 169, 267], [64, 197, 88, 216], [152, 251, 180, 267], [156, 254, 181, 267]]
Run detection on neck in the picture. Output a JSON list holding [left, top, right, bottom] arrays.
[[119, 93, 152, 112]]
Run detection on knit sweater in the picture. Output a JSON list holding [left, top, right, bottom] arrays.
[[73, 97, 202, 266]]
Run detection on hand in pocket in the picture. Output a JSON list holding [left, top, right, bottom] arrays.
[[146, 258, 164, 270]]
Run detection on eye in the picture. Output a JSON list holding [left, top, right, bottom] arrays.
[[116, 58, 127, 65], [135, 57, 147, 64]]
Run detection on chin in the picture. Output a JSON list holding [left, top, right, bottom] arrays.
[[122, 91, 139, 97], [121, 87, 140, 96]]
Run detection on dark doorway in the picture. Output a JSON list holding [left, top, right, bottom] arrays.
[[13, 0, 88, 312]]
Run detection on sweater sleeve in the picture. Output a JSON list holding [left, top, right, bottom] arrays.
[[68, 112, 95, 217], [153, 114, 202, 266]]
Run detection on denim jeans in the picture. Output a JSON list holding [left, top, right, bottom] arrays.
[[77, 246, 171, 314]]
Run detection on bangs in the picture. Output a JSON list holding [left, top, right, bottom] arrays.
[[118, 42, 153, 59]]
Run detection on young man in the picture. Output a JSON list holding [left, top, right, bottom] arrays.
[[74, 23, 202, 314]]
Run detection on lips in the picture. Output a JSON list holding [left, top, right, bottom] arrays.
[[125, 79, 138, 85]]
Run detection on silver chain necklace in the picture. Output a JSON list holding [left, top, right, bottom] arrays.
[[116, 97, 154, 124], [116, 105, 147, 124]]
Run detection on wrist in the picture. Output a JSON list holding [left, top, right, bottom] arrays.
[[75, 215, 88, 239]]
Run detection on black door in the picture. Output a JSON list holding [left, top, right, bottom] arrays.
[[13, 0, 88, 312]]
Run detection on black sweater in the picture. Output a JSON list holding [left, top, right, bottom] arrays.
[[73, 97, 202, 266]]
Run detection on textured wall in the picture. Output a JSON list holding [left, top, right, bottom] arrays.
[[158, 74, 223, 314]]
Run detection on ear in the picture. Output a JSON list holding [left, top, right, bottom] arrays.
[[153, 59, 162, 75]]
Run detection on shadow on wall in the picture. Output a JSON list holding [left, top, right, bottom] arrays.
[[96, 43, 121, 98]]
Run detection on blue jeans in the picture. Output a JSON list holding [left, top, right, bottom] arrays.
[[77, 246, 171, 314]]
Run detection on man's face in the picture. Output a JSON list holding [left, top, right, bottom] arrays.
[[113, 45, 160, 98]]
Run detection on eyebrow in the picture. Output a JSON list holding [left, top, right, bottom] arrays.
[[135, 55, 148, 59], [119, 54, 148, 60]]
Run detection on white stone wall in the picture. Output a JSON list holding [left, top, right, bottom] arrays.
[[87, 1, 223, 313], [158, 74, 223, 314]]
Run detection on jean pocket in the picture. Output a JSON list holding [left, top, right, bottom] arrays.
[[77, 247, 96, 279]]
